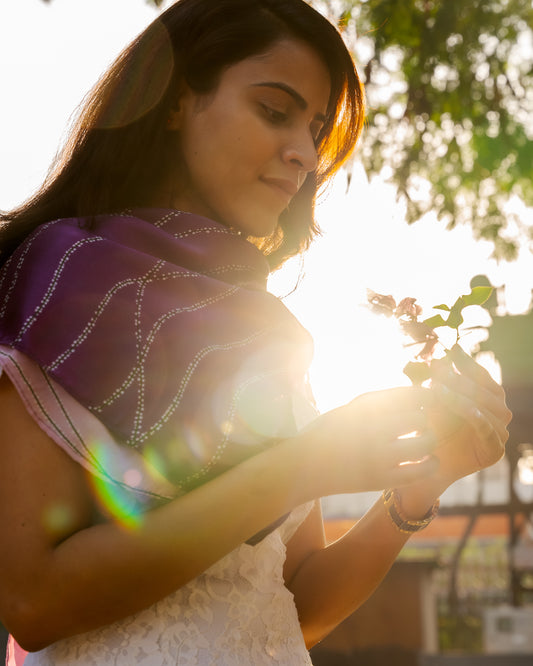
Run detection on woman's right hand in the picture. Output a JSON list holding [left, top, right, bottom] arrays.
[[305, 386, 439, 496]]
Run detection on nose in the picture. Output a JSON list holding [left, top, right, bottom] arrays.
[[281, 131, 318, 173]]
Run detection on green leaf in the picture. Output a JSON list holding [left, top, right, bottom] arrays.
[[445, 298, 465, 329], [351, 0, 533, 260], [433, 304, 451, 311], [403, 361, 432, 385], [423, 314, 448, 329], [461, 286, 493, 307]]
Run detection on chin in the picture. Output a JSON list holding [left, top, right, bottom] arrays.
[[236, 213, 280, 239]]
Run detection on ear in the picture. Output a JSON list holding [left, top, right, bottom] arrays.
[[166, 81, 194, 131], [167, 81, 188, 132], [166, 108, 182, 131]]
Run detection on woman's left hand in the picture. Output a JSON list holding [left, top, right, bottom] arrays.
[[427, 344, 512, 488]]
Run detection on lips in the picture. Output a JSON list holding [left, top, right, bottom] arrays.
[[260, 177, 299, 199]]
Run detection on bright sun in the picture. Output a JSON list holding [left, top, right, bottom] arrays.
[[307, 308, 412, 412], [268, 168, 503, 414]]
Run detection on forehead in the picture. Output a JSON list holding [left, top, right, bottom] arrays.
[[220, 39, 332, 116]]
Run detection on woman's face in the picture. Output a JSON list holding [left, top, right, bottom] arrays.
[[169, 38, 331, 237]]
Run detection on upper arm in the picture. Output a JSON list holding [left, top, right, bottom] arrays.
[[0, 372, 95, 629], [283, 499, 326, 587]]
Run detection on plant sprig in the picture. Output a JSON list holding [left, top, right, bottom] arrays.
[[367, 286, 493, 385]]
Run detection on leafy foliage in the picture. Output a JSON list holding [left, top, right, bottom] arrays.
[[315, 0, 533, 260], [367, 286, 492, 384]]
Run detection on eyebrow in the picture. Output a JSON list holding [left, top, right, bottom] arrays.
[[251, 82, 328, 123]]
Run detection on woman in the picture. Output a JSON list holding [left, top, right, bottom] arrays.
[[0, 0, 510, 663]]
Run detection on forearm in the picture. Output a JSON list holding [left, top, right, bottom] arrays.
[[288, 481, 444, 649], [9, 435, 322, 651], [1, 376, 457, 650]]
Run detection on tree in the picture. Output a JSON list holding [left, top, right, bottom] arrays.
[[313, 0, 533, 260], [39, 0, 533, 258]]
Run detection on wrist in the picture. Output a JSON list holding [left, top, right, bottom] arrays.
[[382, 488, 439, 534], [392, 477, 445, 521]]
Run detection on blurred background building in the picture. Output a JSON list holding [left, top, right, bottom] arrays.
[[312, 281, 533, 665]]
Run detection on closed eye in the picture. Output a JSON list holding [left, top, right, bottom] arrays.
[[261, 104, 289, 125], [312, 129, 324, 148], [311, 120, 326, 147]]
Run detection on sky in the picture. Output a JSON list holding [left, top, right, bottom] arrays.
[[2, 0, 533, 412]]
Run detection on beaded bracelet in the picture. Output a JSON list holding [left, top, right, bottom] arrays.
[[382, 488, 440, 534]]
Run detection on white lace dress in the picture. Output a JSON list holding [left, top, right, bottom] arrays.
[[1, 347, 315, 665], [23, 502, 314, 666]]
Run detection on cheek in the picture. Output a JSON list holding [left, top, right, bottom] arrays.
[[182, 109, 276, 214], [216, 112, 271, 166], [208, 134, 260, 190]]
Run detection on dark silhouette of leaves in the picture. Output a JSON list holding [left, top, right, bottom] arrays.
[[314, 0, 533, 260]]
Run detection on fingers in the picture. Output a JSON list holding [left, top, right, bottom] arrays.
[[468, 407, 507, 469], [431, 352, 511, 427], [466, 401, 508, 459], [432, 384, 508, 469], [432, 368, 508, 426], [358, 386, 435, 412], [436, 383, 508, 444], [390, 431, 438, 466], [387, 455, 440, 487], [334, 387, 443, 490], [356, 386, 436, 433], [428, 350, 510, 471], [377, 409, 428, 441], [448, 345, 507, 402], [430, 347, 512, 465]]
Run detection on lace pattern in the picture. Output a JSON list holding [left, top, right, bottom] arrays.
[[24, 503, 314, 665]]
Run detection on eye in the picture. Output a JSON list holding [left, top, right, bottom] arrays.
[[311, 122, 326, 147], [260, 104, 288, 125]]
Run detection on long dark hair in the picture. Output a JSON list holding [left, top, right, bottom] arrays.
[[0, 0, 364, 269]]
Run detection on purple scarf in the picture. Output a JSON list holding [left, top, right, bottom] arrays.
[[0, 209, 313, 494]]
